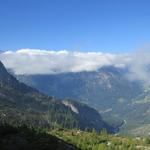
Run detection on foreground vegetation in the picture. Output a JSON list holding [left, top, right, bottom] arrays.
[[51, 129, 150, 150], [0, 123, 78, 150], [1, 123, 150, 150]]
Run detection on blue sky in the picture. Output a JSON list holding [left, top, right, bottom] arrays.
[[0, 0, 150, 53]]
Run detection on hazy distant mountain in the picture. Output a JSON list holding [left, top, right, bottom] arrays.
[[0, 61, 114, 132], [16, 66, 142, 115], [17, 66, 150, 134]]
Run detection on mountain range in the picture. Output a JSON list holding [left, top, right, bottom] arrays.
[[0, 61, 114, 133], [15, 66, 142, 115], [3, 58, 150, 135], [15, 66, 150, 135]]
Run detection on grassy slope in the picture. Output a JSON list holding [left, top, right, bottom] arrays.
[[50, 129, 150, 150]]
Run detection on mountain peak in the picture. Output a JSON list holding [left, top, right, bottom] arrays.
[[0, 61, 10, 78], [0, 60, 36, 93]]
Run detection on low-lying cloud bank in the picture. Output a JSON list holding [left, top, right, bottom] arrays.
[[0, 49, 130, 74], [0, 48, 150, 84]]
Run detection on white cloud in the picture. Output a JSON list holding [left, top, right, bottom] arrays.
[[126, 49, 150, 85], [0, 49, 129, 75], [1, 48, 150, 86]]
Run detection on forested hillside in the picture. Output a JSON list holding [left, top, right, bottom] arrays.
[[0, 61, 114, 132]]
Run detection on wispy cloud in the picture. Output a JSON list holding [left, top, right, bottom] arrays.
[[127, 49, 150, 85]]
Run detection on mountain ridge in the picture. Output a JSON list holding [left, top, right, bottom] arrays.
[[0, 61, 114, 132]]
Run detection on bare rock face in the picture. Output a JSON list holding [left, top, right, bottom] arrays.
[[63, 100, 79, 114]]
